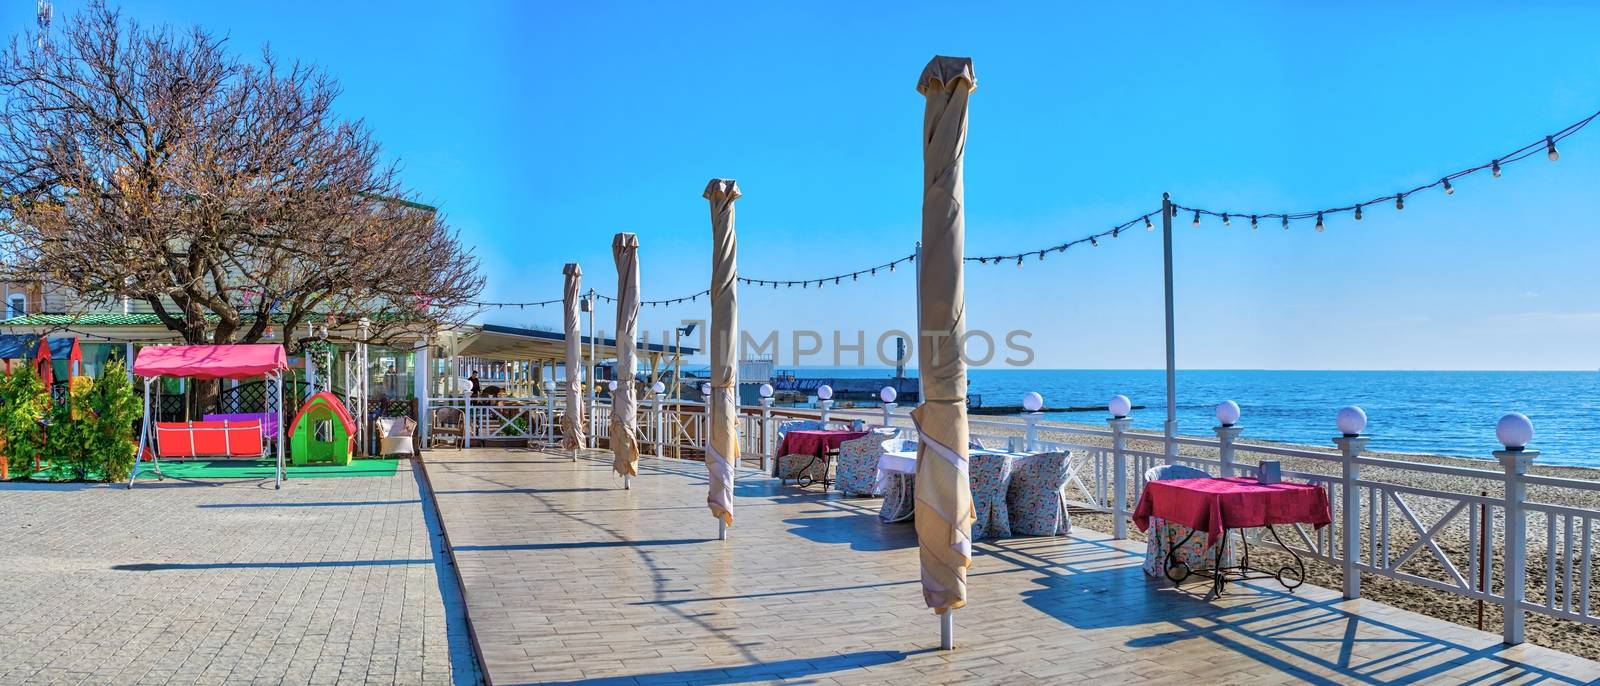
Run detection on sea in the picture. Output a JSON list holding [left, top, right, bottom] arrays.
[[792, 368, 1600, 468]]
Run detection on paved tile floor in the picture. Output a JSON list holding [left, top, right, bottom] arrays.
[[0, 459, 480, 685], [423, 447, 1600, 686]]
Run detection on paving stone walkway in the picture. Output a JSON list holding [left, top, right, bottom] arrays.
[[422, 447, 1600, 685], [0, 459, 480, 685]]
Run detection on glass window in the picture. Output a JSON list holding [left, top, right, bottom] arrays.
[[7, 295, 24, 318]]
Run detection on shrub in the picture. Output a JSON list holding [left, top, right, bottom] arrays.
[[43, 376, 94, 481], [0, 365, 49, 479], [87, 361, 142, 483]]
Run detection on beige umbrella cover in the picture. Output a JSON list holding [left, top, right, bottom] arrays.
[[704, 178, 741, 526], [913, 56, 976, 615], [611, 233, 641, 477], [561, 263, 587, 451]]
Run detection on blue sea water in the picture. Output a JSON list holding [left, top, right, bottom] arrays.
[[795, 368, 1600, 467]]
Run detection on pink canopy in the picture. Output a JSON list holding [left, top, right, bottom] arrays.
[[133, 344, 288, 380]]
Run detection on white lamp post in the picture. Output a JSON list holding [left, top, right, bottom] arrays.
[[880, 385, 897, 428], [1021, 391, 1043, 451], [1495, 411, 1536, 644], [543, 379, 557, 445], [652, 380, 667, 459], [1214, 400, 1242, 477], [817, 384, 834, 424], [1106, 395, 1133, 538], [758, 383, 775, 471], [1333, 404, 1370, 600]]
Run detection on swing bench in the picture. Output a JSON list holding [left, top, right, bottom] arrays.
[[129, 344, 288, 489], [153, 420, 266, 458]]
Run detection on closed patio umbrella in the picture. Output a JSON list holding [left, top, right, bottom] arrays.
[[913, 55, 976, 651], [611, 233, 641, 485], [704, 178, 741, 538], [562, 263, 586, 458]]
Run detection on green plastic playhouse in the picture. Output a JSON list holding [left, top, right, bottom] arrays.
[[289, 391, 357, 466]]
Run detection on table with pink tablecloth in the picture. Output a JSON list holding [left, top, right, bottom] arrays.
[[777, 429, 869, 460], [1132, 476, 1331, 595]]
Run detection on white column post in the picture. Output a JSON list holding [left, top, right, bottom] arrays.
[[124, 342, 135, 383], [1215, 425, 1243, 478], [1498, 440, 1536, 645], [414, 335, 431, 448], [759, 396, 774, 473], [1023, 412, 1041, 452], [545, 385, 557, 446], [463, 393, 472, 450], [819, 399, 833, 424], [881, 401, 896, 429], [356, 317, 370, 457], [940, 609, 954, 651], [1107, 416, 1132, 539], [1334, 434, 1369, 600], [655, 392, 667, 459]]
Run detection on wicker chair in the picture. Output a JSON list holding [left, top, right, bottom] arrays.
[[428, 407, 465, 450]]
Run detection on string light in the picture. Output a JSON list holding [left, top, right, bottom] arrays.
[[1174, 107, 1597, 232], [474, 108, 1599, 310]]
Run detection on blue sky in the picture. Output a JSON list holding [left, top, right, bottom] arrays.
[[10, 2, 1600, 370]]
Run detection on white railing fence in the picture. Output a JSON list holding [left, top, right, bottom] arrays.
[[419, 390, 1593, 646]]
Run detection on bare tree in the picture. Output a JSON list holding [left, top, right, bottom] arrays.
[[0, 2, 483, 354]]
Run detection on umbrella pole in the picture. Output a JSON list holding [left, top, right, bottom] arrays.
[[718, 519, 727, 540], [940, 610, 954, 650], [623, 475, 631, 489]]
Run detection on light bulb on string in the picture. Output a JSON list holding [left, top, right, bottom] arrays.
[[1442, 178, 1453, 195], [1192, 211, 1200, 228], [1395, 194, 1404, 210], [1547, 136, 1559, 161], [1015, 256, 1023, 268], [1250, 215, 1258, 230], [1354, 205, 1363, 221], [1090, 237, 1098, 247], [889, 262, 895, 272], [1492, 159, 1502, 177], [1037, 251, 1045, 261], [1222, 213, 1231, 226], [1281, 215, 1289, 230], [1315, 213, 1324, 232], [1144, 215, 1154, 231]]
